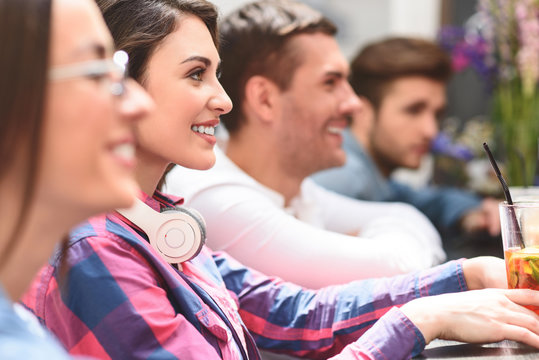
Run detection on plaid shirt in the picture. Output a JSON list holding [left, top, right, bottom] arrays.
[[22, 192, 467, 360]]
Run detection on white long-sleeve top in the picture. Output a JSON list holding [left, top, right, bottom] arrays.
[[164, 147, 446, 289]]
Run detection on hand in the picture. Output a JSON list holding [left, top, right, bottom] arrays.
[[400, 289, 539, 348], [460, 198, 502, 236], [462, 256, 507, 290]]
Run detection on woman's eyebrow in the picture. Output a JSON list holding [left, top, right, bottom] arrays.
[[70, 42, 110, 59], [181, 55, 211, 66]]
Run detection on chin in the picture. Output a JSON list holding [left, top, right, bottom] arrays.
[[330, 152, 347, 168], [404, 162, 421, 170], [104, 178, 139, 211], [182, 154, 216, 171]]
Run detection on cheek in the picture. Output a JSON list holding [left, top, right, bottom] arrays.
[[378, 113, 410, 142], [41, 92, 126, 205], [39, 118, 99, 209]]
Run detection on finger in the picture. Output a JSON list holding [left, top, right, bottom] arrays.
[[488, 221, 500, 236], [498, 323, 539, 349], [485, 207, 501, 236], [505, 289, 539, 308], [500, 305, 539, 333]]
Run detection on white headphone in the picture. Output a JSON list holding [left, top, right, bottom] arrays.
[[116, 197, 206, 264]]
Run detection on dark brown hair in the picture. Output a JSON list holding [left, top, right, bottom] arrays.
[[0, 0, 51, 265], [96, 0, 219, 85], [350, 36, 452, 109], [219, 0, 337, 134], [96, 0, 219, 188]]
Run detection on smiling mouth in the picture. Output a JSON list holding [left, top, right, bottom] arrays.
[[111, 142, 136, 167], [327, 126, 344, 135], [191, 125, 215, 136]]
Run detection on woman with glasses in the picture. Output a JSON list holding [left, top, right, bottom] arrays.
[[23, 0, 539, 359], [0, 0, 151, 357]]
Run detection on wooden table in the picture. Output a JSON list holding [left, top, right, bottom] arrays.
[[415, 339, 539, 359]]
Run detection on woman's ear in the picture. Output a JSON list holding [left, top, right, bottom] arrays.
[[243, 75, 280, 124]]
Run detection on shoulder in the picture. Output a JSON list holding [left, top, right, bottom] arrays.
[[0, 292, 70, 359], [165, 146, 259, 198], [67, 214, 141, 259], [166, 148, 282, 208]]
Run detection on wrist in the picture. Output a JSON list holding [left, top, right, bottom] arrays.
[[400, 297, 443, 344], [461, 256, 506, 290], [462, 258, 480, 290]]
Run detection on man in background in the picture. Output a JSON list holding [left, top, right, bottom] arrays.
[[165, 1, 446, 288], [312, 37, 500, 240]]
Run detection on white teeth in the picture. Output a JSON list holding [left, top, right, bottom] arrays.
[[112, 143, 135, 160], [327, 127, 343, 134], [191, 125, 215, 136]]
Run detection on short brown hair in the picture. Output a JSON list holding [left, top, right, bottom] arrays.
[[351, 37, 452, 109], [219, 0, 337, 134], [96, 0, 219, 84]]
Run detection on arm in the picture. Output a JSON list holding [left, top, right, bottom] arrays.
[[459, 198, 502, 236], [217, 253, 539, 359], [188, 183, 445, 289], [388, 181, 482, 232], [214, 252, 467, 359], [331, 289, 539, 360], [310, 159, 378, 200]]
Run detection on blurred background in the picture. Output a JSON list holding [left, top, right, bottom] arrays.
[[212, 0, 498, 193]]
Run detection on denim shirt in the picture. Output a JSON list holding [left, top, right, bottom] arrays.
[[312, 129, 481, 232], [0, 285, 72, 359]]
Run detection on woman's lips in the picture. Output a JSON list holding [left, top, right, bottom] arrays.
[[110, 140, 136, 168], [191, 124, 217, 146]]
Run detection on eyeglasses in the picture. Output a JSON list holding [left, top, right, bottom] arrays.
[[48, 50, 129, 97]]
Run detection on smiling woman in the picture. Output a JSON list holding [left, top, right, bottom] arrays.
[[0, 0, 151, 358], [137, 16, 231, 178], [21, 1, 539, 360]]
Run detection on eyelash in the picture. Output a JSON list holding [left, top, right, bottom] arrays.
[[86, 71, 108, 81], [324, 78, 337, 87], [189, 67, 206, 81], [187, 66, 222, 82]]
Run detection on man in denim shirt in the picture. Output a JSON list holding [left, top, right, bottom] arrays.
[[312, 37, 501, 239]]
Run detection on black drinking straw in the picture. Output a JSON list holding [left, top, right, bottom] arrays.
[[483, 142, 525, 248]]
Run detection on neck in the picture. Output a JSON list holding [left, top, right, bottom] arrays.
[[368, 148, 394, 178], [0, 195, 77, 300], [135, 150, 170, 197], [227, 134, 303, 206]]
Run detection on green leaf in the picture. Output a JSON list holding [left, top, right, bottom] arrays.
[[526, 258, 539, 284]]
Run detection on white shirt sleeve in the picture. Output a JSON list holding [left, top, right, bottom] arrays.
[[165, 152, 446, 289]]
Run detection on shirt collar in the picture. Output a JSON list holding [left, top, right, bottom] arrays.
[[137, 189, 184, 212]]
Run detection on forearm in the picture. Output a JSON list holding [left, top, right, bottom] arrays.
[[201, 200, 446, 288], [328, 307, 425, 360], [320, 190, 446, 267], [216, 254, 467, 358]]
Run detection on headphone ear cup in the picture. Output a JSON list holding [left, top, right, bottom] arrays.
[[151, 207, 205, 264], [179, 206, 207, 241]]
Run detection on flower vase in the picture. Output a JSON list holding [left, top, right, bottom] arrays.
[[493, 80, 539, 187]]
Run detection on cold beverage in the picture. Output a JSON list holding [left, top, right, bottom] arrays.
[[505, 246, 539, 313]]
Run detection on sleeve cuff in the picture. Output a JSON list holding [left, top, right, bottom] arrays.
[[415, 259, 468, 299], [336, 307, 426, 360]]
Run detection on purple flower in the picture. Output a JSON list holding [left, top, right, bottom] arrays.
[[437, 0, 539, 94]]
